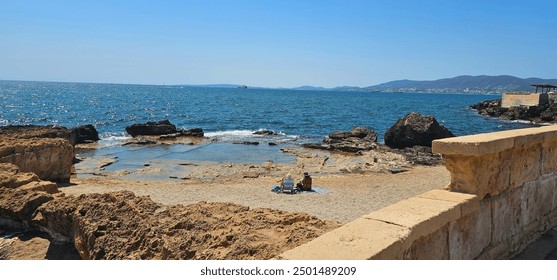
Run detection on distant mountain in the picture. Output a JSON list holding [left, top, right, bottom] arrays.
[[290, 86, 329, 91], [364, 75, 557, 94]]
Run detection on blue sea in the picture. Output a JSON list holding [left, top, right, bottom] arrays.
[[0, 80, 534, 143], [1, 80, 537, 176]]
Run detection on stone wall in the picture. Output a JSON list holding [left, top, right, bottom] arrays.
[[280, 126, 557, 259], [501, 92, 549, 108]]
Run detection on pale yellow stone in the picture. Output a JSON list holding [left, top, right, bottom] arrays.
[[542, 140, 557, 174], [509, 145, 542, 189], [403, 225, 449, 260], [417, 189, 479, 217], [443, 152, 511, 198], [433, 126, 557, 156], [491, 188, 521, 246], [432, 133, 514, 156], [448, 201, 491, 259], [364, 197, 460, 245], [279, 218, 409, 260]]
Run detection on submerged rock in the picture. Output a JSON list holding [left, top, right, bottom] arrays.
[[384, 112, 454, 149], [125, 120, 177, 137], [253, 129, 279, 136]]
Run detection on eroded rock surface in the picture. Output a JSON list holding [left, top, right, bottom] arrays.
[[31, 191, 340, 260]]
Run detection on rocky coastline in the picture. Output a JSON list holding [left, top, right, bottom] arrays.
[[0, 113, 455, 259], [471, 99, 557, 123]]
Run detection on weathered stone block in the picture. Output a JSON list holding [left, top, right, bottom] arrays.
[[448, 201, 491, 259], [432, 132, 515, 156], [491, 189, 521, 246], [542, 140, 557, 174], [509, 144, 542, 189], [444, 151, 511, 198], [539, 174, 556, 216], [403, 225, 449, 260], [417, 189, 479, 217], [279, 218, 409, 260], [364, 197, 460, 244]]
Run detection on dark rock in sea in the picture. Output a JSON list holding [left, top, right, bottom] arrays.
[[302, 127, 378, 153], [268, 142, 277, 146], [384, 112, 454, 149], [253, 129, 279, 136], [71, 125, 100, 144], [158, 128, 205, 139], [232, 141, 260, 145], [125, 120, 177, 137], [181, 128, 204, 137]]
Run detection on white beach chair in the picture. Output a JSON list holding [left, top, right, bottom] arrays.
[[280, 177, 297, 193]]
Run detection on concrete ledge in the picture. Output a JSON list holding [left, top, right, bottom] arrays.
[[364, 196, 461, 242], [279, 218, 409, 260], [432, 126, 557, 156], [280, 190, 478, 260]]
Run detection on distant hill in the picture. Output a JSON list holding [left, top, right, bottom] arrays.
[[364, 75, 557, 94]]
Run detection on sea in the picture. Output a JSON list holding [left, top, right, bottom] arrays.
[[0, 80, 535, 171]]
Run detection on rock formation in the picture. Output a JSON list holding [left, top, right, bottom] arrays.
[[384, 112, 454, 149], [125, 120, 178, 137], [471, 99, 557, 123], [0, 163, 60, 194], [0, 181, 340, 260], [302, 127, 378, 152], [71, 125, 100, 144], [0, 126, 74, 182]]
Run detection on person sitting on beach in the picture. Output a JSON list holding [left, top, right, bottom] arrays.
[[300, 172, 312, 191]]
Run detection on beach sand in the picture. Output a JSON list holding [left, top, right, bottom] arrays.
[[64, 164, 450, 223]]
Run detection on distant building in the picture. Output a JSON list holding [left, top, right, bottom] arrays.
[[501, 84, 556, 108]]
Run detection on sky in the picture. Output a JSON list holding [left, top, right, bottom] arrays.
[[1, 0, 556, 88]]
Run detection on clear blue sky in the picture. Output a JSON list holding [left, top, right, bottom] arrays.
[[1, 0, 555, 87]]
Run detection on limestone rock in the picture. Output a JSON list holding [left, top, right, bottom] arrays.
[[0, 125, 77, 146], [384, 112, 454, 148], [0, 187, 54, 223], [0, 137, 73, 183], [34, 191, 340, 260], [125, 120, 177, 137]]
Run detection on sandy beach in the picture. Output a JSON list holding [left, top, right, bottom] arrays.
[[66, 146, 451, 223]]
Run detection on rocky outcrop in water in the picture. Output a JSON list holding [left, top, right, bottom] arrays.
[[471, 99, 557, 123], [384, 112, 454, 149], [71, 125, 100, 144], [125, 120, 178, 137], [0, 126, 74, 182], [302, 127, 378, 153]]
